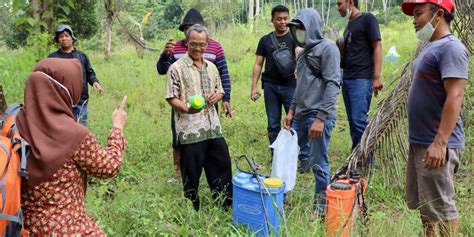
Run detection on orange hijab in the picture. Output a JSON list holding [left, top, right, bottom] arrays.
[[17, 58, 90, 188]]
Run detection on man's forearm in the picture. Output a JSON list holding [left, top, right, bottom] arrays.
[[157, 54, 174, 75], [373, 41, 382, 79], [433, 93, 464, 145], [251, 64, 262, 88], [215, 56, 231, 102], [167, 98, 187, 113]]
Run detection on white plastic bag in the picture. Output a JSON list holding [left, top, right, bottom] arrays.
[[384, 46, 400, 62], [270, 128, 299, 193]]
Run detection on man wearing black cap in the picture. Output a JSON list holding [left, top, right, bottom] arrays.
[[49, 24, 103, 126], [156, 9, 232, 180], [284, 8, 341, 220]]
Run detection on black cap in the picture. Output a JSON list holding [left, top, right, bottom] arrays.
[[54, 24, 76, 42], [179, 9, 204, 32], [287, 20, 303, 28]]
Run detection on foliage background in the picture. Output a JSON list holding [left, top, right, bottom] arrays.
[[0, 0, 472, 236]]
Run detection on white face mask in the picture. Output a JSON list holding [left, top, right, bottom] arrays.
[[416, 11, 441, 41], [295, 29, 306, 47], [345, 7, 352, 20]]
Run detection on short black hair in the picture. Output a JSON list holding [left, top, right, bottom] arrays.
[[353, 0, 359, 8], [430, 4, 455, 25], [271, 5, 289, 19], [54, 29, 74, 43]]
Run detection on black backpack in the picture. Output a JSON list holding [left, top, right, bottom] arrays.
[[269, 33, 296, 80]]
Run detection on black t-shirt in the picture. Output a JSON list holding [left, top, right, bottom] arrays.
[[256, 32, 296, 87], [342, 13, 381, 79]]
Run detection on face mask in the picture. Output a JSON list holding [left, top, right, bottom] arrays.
[[416, 11, 441, 41], [295, 28, 306, 47], [345, 8, 352, 20]]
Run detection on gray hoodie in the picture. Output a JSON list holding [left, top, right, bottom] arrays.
[[290, 8, 341, 121]]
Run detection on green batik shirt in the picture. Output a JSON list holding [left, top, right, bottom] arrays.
[[166, 54, 225, 145]]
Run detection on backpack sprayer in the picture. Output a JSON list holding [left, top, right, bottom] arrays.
[[232, 155, 286, 237], [326, 169, 367, 237]]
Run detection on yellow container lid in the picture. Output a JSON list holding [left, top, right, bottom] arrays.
[[263, 178, 283, 188]]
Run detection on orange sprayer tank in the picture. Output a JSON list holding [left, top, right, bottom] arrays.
[[326, 177, 366, 237]]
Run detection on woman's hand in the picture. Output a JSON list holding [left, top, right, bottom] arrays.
[[112, 96, 128, 130]]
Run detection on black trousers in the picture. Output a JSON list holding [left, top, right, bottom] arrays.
[[179, 137, 233, 210]]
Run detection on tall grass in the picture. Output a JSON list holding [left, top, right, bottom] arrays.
[[0, 18, 472, 236]]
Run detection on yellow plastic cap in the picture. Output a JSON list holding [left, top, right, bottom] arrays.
[[194, 97, 203, 106], [263, 178, 283, 188]]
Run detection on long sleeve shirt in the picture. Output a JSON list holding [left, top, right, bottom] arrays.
[[21, 128, 126, 236], [49, 49, 99, 104], [156, 39, 231, 102]]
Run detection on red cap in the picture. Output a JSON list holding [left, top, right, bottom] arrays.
[[401, 0, 455, 16]]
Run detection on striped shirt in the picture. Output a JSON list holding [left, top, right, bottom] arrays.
[[157, 39, 231, 102]]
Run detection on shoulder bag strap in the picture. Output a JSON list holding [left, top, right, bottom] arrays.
[[269, 32, 281, 49]]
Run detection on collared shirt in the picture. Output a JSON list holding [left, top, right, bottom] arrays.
[[157, 39, 231, 102], [166, 54, 225, 145]]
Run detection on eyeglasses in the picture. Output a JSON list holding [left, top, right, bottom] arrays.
[[188, 42, 208, 49]]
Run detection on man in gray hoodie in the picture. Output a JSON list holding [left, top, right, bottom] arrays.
[[284, 8, 341, 218]]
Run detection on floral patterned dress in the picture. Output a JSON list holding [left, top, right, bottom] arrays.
[[21, 128, 126, 236]]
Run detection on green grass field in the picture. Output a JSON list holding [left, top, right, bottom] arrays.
[[0, 19, 472, 236]]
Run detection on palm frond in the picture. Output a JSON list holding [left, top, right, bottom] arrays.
[[333, 43, 426, 186]]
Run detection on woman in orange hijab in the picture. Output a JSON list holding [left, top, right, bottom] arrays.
[[17, 58, 127, 236]]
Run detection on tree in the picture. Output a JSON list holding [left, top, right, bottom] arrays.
[[140, 0, 183, 40], [248, 0, 254, 30], [13, 0, 74, 33], [104, 0, 115, 59], [61, 0, 99, 40], [8, 0, 73, 59], [5, 0, 98, 49]]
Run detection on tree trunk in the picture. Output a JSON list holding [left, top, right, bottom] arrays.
[[105, 14, 113, 60], [382, 0, 388, 22], [31, 0, 41, 31], [321, 0, 324, 25], [293, 0, 297, 15], [248, 0, 254, 31], [326, 0, 331, 25], [256, 0, 260, 17], [42, 0, 53, 33]]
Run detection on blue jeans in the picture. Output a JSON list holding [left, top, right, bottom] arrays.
[[292, 115, 335, 213], [73, 103, 88, 126], [263, 82, 295, 146], [342, 79, 372, 150]]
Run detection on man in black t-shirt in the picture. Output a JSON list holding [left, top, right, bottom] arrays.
[[251, 5, 297, 161], [337, 0, 383, 153]]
